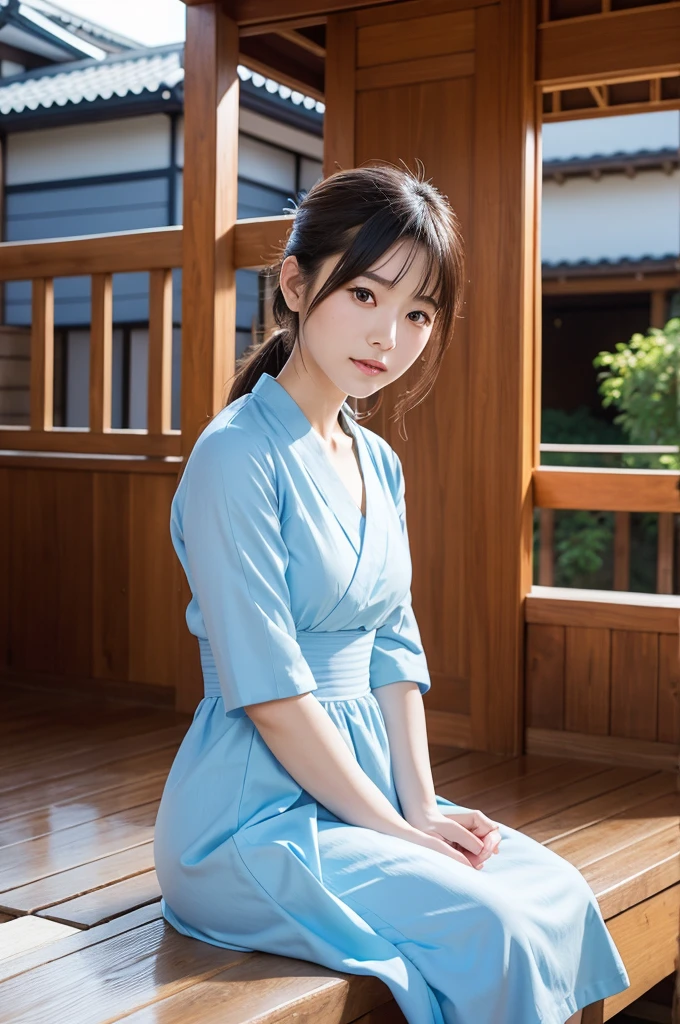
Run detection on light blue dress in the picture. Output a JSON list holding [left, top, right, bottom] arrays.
[[154, 371, 630, 1024]]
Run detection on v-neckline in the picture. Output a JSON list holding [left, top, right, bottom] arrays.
[[250, 372, 371, 545]]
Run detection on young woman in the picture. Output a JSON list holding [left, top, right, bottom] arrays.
[[153, 163, 630, 1024]]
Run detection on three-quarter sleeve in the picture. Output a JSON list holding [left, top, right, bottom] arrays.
[[369, 451, 431, 696], [174, 425, 317, 713]]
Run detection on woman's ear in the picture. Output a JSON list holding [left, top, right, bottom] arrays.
[[278, 255, 306, 313]]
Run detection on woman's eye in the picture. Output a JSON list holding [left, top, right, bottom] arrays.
[[351, 287, 374, 304], [408, 310, 431, 326]]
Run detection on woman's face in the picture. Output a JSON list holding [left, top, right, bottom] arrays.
[[278, 240, 439, 400]]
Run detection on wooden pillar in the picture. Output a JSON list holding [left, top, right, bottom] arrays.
[[468, 0, 539, 754], [180, 3, 239, 455], [323, 13, 356, 177], [177, 3, 239, 712]]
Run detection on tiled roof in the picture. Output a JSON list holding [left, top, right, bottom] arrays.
[[237, 65, 324, 115], [0, 44, 184, 115], [542, 254, 680, 274], [0, 43, 326, 125], [14, 0, 141, 53]]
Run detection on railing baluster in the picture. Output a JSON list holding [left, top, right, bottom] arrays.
[[657, 512, 674, 594], [147, 268, 174, 436], [538, 508, 555, 586], [29, 278, 54, 432], [613, 511, 630, 591], [89, 273, 113, 434]]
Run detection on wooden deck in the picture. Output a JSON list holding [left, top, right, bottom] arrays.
[[0, 682, 677, 1023]]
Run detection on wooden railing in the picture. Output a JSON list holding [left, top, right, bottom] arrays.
[[0, 226, 183, 458], [0, 215, 293, 461], [535, 444, 680, 593]]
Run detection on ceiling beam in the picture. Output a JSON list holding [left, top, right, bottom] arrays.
[[538, 3, 680, 88], [181, 0, 398, 28]]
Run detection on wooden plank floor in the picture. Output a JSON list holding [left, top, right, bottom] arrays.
[[0, 683, 677, 1023]]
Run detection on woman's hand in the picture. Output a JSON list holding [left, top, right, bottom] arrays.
[[405, 807, 502, 870]]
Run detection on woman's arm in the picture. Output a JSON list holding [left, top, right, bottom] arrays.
[[245, 692, 483, 865], [372, 681, 438, 826]]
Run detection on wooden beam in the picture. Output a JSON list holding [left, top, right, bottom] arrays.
[[538, 4, 680, 88], [234, 214, 293, 268], [0, 429, 181, 457], [180, 3, 239, 454], [324, 11, 356, 176], [275, 27, 325, 58], [239, 16, 326, 36], [0, 228, 182, 283], [534, 467, 680, 514], [526, 586, 680, 634], [184, 0, 398, 26], [542, 273, 680, 296]]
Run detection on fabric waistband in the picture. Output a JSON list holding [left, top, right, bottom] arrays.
[[199, 627, 376, 703]]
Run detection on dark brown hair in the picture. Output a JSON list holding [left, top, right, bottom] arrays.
[[225, 159, 466, 439]]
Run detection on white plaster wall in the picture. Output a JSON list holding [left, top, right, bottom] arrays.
[[541, 167, 680, 264], [6, 114, 172, 185]]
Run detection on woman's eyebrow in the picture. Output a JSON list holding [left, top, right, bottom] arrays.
[[359, 271, 439, 310]]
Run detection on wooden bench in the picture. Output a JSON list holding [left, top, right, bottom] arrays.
[[0, 685, 678, 1023]]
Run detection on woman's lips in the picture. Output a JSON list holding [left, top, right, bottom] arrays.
[[351, 358, 387, 376]]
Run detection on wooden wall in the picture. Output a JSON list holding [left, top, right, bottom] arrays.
[[324, 0, 539, 753], [0, 462, 182, 704], [525, 590, 680, 769]]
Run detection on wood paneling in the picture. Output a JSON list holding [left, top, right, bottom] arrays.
[[658, 632, 680, 745], [356, 52, 475, 90], [355, 71, 474, 739], [1, 465, 186, 698], [525, 600, 679, 756], [526, 623, 565, 729], [610, 630, 658, 741], [564, 626, 610, 736], [356, 10, 474, 66]]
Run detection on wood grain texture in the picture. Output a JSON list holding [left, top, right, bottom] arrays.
[[533, 466, 680, 514], [0, 430, 181, 457], [603, 885, 680, 1019], [564, 627, 610, 736], [527, 587, 680, 633], [466, 0, 537, 755], [180, 4, 239, 458], [0, 228, 182, 282], [538, 3, 680, 87], [658, 632, 680, 745], [88, 274, 113, 435], [610, 630, 659, 741], [356, 52, 474, 90], [525, 623, 565, 729], [356, 72, 474, 736], [323, 12, 356, 177], [526, 727, 679, 771], [356, 10, 474, 67], [0, 690, 676, 1021], [29, 279, 53, 432]]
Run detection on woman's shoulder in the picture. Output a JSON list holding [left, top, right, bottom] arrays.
[[183, 394, 276, 484]]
